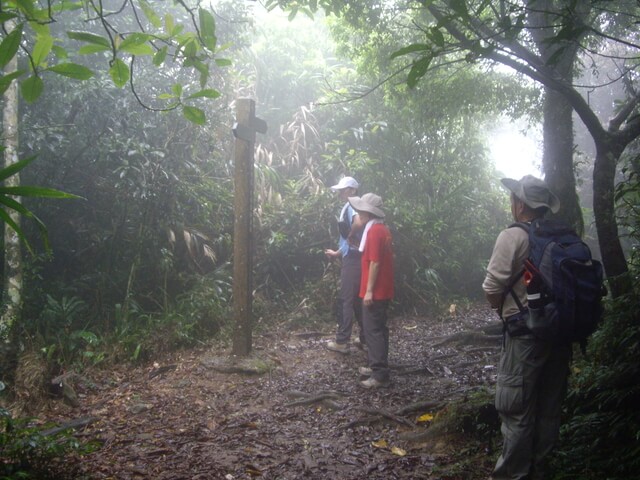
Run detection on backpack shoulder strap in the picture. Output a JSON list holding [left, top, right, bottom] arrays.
[[508, 221, 530, 234], [498, 222, 531, 318]]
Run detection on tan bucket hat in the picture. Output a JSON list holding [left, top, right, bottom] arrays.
[[348, 193, 385, 218], [501, 175, 560, 214]]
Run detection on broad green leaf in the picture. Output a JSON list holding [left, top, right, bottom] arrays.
[[199, 8, 216, 51], [0, 195, 34, 220], [67, 31, 111, 48], [48, 63, 94, 80], [427, 27, 445, 48], [32, 34, 54, 66], [186, 89, 221, 100], [216, 41, 232, 53], [165, 14, 175, 35], [79, 44, 111, 55], [29, 21, 50, 36], [0, 70, 25, 96], [0, 26, 23, 69], [52, 45, 68, 60], [109, 59, 130, 88], [20, 75, 44, 102], [0, 207, 29, 251], [0, 195, 50, 254], [15, 0, 34, 17], [183, 106, 205, 125], [193, 60, 209, 87], [153, 46, 167, 66], [118, 33, 152, 52], [0, 186, 82, 199], [407, 56, 431, 89], [183, 40, 197, 59], [0, 195, 35, 220], [390, 43, 430, 60], [171, 83, 183, 96], [139, 0, 162, 28], [0, 13, 18, 22], [119, 42, 153, 56], [215, 58, 232, 67], [51, 1, 83, 13], [0, 155, 37, 181]]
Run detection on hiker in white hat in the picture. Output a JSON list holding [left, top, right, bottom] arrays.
[[348, 193, 394, 389], [325, 176, 366, 355], [483, 175, 568, 479]]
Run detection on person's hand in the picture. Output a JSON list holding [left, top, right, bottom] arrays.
[[324, 249, 340, 259], [363, 291, 373, 307]]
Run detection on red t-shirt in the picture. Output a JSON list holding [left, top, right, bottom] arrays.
[[359, 223, 394, 300]]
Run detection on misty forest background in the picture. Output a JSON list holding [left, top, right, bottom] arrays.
[[1, 1, 639, 478]]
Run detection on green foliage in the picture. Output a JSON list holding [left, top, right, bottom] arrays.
[[552, 292, 640, 479], [0, 153, 80, 254], [36, 295, 105, 368], [552, 163, 640, 479], [422, 389, 499, 478], [111, 267, 232, 362], [16, 3, 243, 353], [0, 407, 95, 478], [0, 0, 230, 123]]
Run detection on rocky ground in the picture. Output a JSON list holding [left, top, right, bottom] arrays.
[[39, 304, 504, 479]]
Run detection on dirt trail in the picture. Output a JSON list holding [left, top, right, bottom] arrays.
[[46, 305, 502, 479]]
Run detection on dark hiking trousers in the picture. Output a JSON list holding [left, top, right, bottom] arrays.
[[335, 252, 363, 344], [363, 299, 390, 382]]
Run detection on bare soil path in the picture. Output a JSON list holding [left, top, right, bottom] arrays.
[[45, 304, 503, 479]]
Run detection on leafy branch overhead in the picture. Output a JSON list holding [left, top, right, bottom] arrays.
[[0, 0, 227, 124]]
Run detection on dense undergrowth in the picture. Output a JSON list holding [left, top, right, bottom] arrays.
[[550, 166, 640, 480]]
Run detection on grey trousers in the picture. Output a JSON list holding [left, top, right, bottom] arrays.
[[363, 299, 390, 382], [335, 253, 363, 344], [492, 333, 571, 480]]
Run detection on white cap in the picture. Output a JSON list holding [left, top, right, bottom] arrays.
[[330, 176, 359, 191]]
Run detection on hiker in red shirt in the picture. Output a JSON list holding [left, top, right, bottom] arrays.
[[348, 193, 394, 389]]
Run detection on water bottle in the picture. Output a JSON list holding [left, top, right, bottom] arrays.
[[525, 274, 553, 338]]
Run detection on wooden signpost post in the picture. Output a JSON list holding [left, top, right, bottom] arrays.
[[231, 99, 267, 356]]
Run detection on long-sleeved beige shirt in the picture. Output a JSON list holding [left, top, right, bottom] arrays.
[[482, 226, 529, 319]]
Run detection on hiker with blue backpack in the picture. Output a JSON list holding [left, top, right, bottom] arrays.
[[325, 176, 366, 354], [483, 175, 604, 480]]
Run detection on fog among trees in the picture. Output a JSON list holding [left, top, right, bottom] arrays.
[[1, 1, 638, 478]]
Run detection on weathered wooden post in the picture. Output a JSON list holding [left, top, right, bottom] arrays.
[[231, 99, 266, 356]]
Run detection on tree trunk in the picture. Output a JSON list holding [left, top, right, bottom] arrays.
[[427, 0, 635, 296], [1, 18, 22, 390], [529, 0, 584, 234], [593, 141, 630, 298], [542, 88, 583, 234]]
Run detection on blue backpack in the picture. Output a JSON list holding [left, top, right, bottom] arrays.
[[509, 219, 606, 348]]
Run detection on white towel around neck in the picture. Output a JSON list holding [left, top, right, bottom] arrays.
[[359, 219, 384, 252]]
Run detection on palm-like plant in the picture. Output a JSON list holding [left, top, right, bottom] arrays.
[[0, 152, 80, 253]]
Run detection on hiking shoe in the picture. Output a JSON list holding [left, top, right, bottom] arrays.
[[358, 366, 372, 376], [326, 340, 350, 354], [360, 377, 390, 389]]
